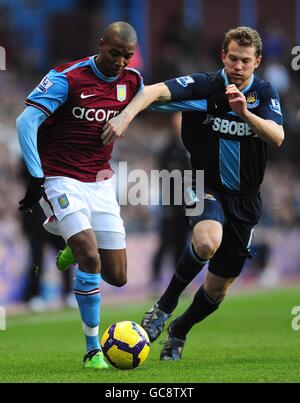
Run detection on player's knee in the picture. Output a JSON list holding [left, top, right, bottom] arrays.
[[194, 239, 219, 260]]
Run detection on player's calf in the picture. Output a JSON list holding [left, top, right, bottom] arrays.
[[100, 249, 127, 287], [204, 272, 236, 302], [155, 244, 209, 316]]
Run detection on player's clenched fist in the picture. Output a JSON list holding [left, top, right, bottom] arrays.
[[101, 112, 131, 145], [19, 176, 45, 212]]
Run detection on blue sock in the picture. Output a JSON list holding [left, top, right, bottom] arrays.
[[74, 269, 102, 353]]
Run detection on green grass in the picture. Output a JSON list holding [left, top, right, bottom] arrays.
[[0, 287, 300, 383]]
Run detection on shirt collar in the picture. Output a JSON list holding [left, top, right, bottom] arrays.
[[89, 56, 120, 82], [221, 68, 254, 94]]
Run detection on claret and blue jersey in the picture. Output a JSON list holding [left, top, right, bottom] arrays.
[[20, 56, 143, 182], [164, 69, 284, 194]]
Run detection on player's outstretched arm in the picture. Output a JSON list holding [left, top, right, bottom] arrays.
[[101, 83, 171, 145]]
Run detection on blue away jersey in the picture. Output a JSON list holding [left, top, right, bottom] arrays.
[[165, 69, 284, 193]]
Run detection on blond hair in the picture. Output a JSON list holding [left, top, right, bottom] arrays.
[[223, 27, 262, 57]]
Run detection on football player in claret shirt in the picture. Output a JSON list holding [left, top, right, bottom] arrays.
[[101, 27, 285, 361], [17, 22, 143, 369]]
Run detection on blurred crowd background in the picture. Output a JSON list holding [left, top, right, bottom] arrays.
[[0, 0, 300, 311]]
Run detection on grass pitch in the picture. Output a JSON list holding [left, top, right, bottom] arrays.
[[0, 287, 299, 383]]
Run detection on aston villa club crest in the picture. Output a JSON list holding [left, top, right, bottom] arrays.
[[117, 85, 127, 102], [57, 194, 69, 209]]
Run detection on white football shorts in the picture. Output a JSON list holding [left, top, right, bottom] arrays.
[[39, 176, 126, 249]]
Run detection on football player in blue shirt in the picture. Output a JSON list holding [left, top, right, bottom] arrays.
[[101, 27, 285, 361]]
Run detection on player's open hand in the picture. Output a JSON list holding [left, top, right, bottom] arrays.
[[226, 84, 248, 117], [19, 176, 45, 213], [101, 113, 130, 145]]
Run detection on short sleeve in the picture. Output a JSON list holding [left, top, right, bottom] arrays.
[[256, 82, 283, 125], [164, 73, 212, 101], [25, 69, 69, 117]]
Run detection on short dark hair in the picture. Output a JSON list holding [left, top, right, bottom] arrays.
[[223, 27, 262, 57], [104, 21, 137, 45]]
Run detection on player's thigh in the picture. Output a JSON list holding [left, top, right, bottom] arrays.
[[208, 224, 249, 279], [208, 192, 260, 281], [99, 248, 127, 287]]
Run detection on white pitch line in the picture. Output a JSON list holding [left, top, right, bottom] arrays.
[[6, 304, 146, 329], [7, 310, 80, 328]]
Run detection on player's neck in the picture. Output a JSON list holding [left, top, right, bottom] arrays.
[[222, 68, 254, 92], [237, 77, 253, 92], [94, 55, 119, 80]]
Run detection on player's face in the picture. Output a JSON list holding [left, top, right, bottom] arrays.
[[98, 36, 136, 77], [222, 41, 262, 90]]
